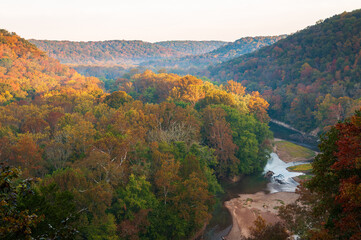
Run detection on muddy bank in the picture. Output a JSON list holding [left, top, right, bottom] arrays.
[[224, 192, 298, 239]]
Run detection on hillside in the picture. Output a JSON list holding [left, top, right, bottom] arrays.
[[203, 35, 287, 61], [209, 9, 361, 133], [141, 35, 286, 71], [29, 39, 185, 65], [0, 30, 101, 103], [155, 40, 228, 55]]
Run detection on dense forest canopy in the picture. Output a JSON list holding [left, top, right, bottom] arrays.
[[209, 9, 361, 133], [0, 30, 272, 239]]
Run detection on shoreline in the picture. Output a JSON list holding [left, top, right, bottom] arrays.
[[223, 139, 314, 239], [224, 192, 298, 239]]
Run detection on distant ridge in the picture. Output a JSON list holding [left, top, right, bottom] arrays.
[[29, 36, 285, 71], [29, 39, 186, 65], [203, 35, 287, 61], [154, 40, 228, 55], [140, 35, 286, 70]]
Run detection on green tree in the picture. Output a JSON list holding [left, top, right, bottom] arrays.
[[111, 174, 157, 219], [222, 105, 271, 174], [0, 165, 43, 240], [19, 182, 79, 239]]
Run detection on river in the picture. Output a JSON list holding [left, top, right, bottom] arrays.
[[202, 123, 318, 240]]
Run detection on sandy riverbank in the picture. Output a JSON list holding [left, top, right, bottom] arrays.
[[224, 191, 298, 239]]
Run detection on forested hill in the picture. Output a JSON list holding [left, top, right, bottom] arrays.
[[140, 35, 286, 71], [0, 29, 101, 103], [203, 35, 286, 61], [29, 39, 185, 65], [209, 9, 361, 133], [154, 40, 228, 55]]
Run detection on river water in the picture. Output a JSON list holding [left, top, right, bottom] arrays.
[[202, 153, 307, 240], [202, 123, 318, 240], [264, 153, 309, 193]]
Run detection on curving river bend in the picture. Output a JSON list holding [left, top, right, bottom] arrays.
[[202, 122, 318, 240]]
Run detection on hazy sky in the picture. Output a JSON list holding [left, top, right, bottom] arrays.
[[1, 0, 360, 42]]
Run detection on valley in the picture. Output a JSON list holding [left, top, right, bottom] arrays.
[[1, 6, 361, 240]]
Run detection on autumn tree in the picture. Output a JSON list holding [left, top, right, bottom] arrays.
[[197, 88, 237, 109], [154, 154, 180, 205], [20, 116, 49, 134], [104, 91, 132, 109], [247, 91, 270, 123], [9, 134, 44, 177], [202, 106, 238, 177], [169, 75, 205, 104], [224, 80, 246, 96]]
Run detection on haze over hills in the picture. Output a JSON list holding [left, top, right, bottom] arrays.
[[29, 37, 286, 67], [142, 35, 287, 70], [209, 9, 361, 133], [29, 36, 286, 78], [29, 39, 229, 67], [204, 35, 287, 61], [154, 40, 228, 55]]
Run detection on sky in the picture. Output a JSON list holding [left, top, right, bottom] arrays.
[[0, 0, 360, 42]]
